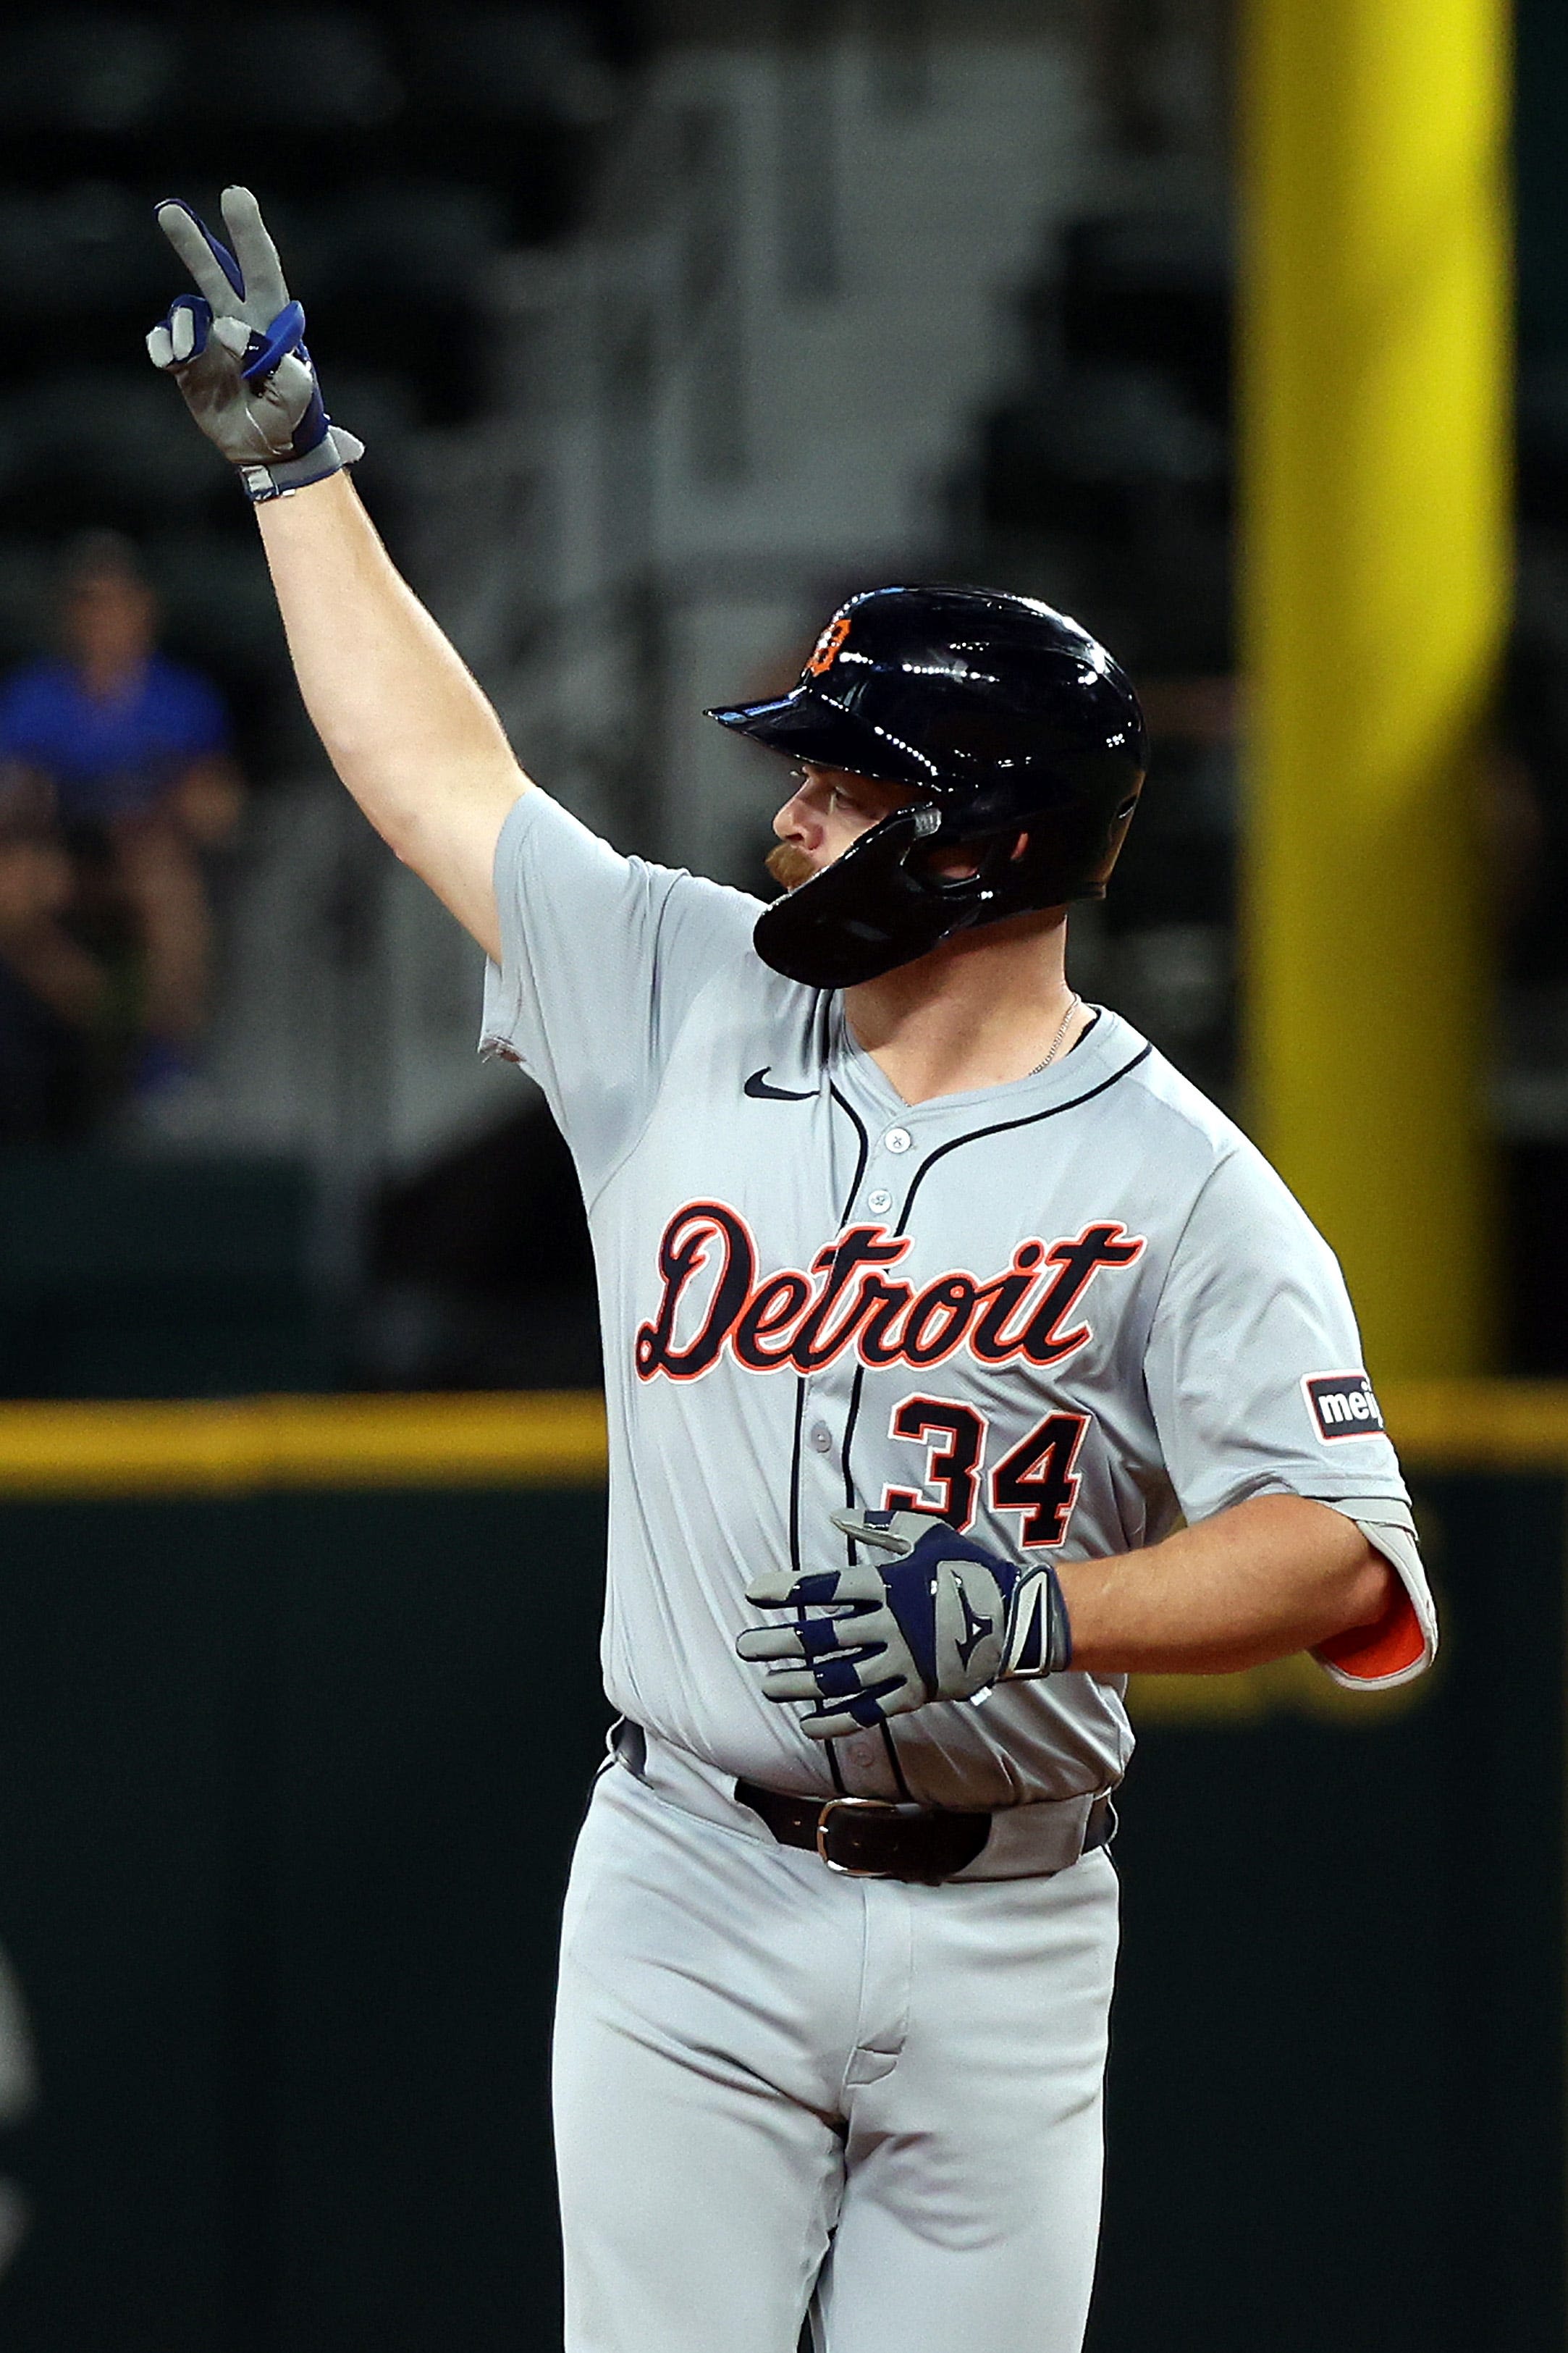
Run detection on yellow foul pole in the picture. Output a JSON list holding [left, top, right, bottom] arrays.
[[1240, 0, 1510, 1375]]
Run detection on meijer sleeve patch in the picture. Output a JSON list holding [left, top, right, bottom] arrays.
[[1303, 1371, 1386, 1441]]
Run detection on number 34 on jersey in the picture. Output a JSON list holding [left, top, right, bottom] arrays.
[[881, 1395, 1089, 1550], [633, 1196, 1142, 1556]]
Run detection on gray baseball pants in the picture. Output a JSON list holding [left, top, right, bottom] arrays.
[[553, 1755, 1118, 2352]]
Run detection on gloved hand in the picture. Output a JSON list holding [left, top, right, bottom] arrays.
[[736, 1508, 1073, 1740], [146, 185, 362, 504]]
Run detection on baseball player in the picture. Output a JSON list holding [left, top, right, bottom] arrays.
[[148, 191, 1436, 2353]]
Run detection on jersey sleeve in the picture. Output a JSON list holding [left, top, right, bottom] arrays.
[[479, 788, 761, 1194], [1143, 1141, 1436, 1688]]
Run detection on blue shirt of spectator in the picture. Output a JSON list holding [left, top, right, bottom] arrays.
[[0, 654, 231, 825]]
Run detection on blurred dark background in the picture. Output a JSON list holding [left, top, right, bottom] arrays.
[[0, 0, 1556, 1394], [0, 0, 1244, 1397], [0, 4, 1559, 2350], [0, 0, 1558, 1397]]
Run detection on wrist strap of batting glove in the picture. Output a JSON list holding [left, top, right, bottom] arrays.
[[1000, 1562, 1074, 1680], [239, 421, 364, 505]]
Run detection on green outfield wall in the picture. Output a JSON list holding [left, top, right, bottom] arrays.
[[0, 1392, 1555, 2352]]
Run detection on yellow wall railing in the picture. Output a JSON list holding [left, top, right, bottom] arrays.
[[0, 1383, 1550, 1729], [0, 1391, 609, 1499], [0, 1380, 1557, 1499]]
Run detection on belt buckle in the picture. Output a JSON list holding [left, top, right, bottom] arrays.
[[816, 1794, 902, 1877]]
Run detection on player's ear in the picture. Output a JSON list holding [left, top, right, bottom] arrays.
[[1009, 830, 1029, 863]]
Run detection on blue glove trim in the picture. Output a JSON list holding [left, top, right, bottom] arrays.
[[1003, 1563, 1074, 1678], [237, 432, 353, 505], [877, 1523, 1019, 1698], [800, 1615, 862, 1662], [167, 293, 212, 358], [288, 381, 330, 458], [814, 1655, 870, 1701], [242, 299, 308, 384], [790, 1572, 844, 1607], [838, 1684, 903, 1729]]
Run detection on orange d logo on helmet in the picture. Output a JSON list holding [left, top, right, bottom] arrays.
[[806, 615, 851, 676]]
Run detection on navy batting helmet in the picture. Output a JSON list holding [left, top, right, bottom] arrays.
[[707, 584, 1147, 988]]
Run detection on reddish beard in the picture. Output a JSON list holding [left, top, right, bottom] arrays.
[[766, 842, 817, 892]]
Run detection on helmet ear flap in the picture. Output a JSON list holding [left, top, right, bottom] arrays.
[[754, 802, 969, 988]]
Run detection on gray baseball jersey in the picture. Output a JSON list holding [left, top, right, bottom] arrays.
[[482, 791, 1435, 1811]]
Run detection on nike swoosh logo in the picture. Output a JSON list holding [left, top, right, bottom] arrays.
[[744, 1068, 816, 1101]]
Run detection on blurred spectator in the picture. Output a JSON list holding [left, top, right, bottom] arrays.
[[0, 533, 244, 1130], [0, 809, 102, 1141]]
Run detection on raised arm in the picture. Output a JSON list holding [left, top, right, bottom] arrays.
[[254, 476, 525, 959], [147, 186, 526, 959]]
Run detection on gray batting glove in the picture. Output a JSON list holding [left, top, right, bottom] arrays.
[[147, 185, 363, 504], [736, 1507, 1073, 1740]]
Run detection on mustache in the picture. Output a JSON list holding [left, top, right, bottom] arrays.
[[766, 842, 817, 892]]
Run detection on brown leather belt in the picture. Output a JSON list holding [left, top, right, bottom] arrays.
[[734, 1780, 1115, 1885]]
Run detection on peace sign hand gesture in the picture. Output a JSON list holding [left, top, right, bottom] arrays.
[[147, 185, 362, 504]]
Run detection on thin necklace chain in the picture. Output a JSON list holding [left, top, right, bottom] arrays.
[[1027, 993, 1081, 1079]]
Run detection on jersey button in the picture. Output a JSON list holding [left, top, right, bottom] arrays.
[[809, 1422, 834, 1454], [867, 1187, 893, 1214], [884, 1127, 911, 1153]]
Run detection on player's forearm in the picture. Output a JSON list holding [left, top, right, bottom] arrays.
[[1057, 1494, 1395, 1675], [255, 473, 526, 948]]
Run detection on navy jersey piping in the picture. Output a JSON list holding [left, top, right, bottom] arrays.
[[834, 1352, 914, 1800], [807, 1081, 868, 1792], [830, 1085, 869, 1226], [892, 1045, 1152, 1233], [786, 1373, 845, 1793]]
